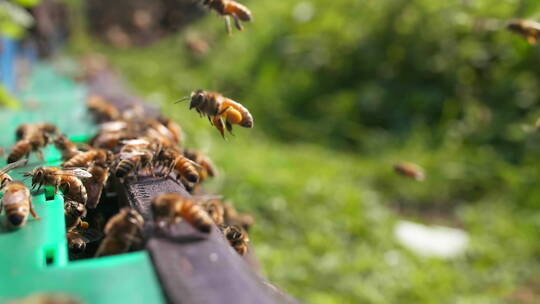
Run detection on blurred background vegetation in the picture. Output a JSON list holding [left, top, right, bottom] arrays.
[[58, 0, 540, 302]]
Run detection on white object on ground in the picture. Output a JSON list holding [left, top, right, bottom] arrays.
[[394, 220, 468, 258]]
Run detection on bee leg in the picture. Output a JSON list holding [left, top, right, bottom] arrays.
[[207, 115, 213, 126], [225, 121, 235, 136], [224, 16, 232, 35], [233, 15, 243, 31], [29, 200, 40, 220], [212, 116, 226, 139]]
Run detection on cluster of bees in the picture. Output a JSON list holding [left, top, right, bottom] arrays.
[[0, 89, 255, 259]]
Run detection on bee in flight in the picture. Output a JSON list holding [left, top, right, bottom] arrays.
[[177, 90, 253, 139], [393, 162, 425, 181], [24, 167, 92, 204], [1, 181, 39, 229], [507, 19, 540, 44], [202, 0, 252, 34]]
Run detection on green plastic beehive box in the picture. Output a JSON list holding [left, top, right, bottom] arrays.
[[0, 64, 165, 303]]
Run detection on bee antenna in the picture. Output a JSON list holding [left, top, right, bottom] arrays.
[[174, 96, 190, 104]]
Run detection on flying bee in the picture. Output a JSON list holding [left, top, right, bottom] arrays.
[[0, 159, 28, 190], [54, 135, 81, 161], [83, 164, 110, 209], [87, 95, 120, 122], [507, 19, 540, 44], [1, 181, 39, 229], [95, 207, 144, 257], [67, 228, 104, 255], [202, 0, 252, 34], [393, 162, 425, 181], [155, 148, 199, 183], [24, 167, 92, 204], [201, 199, 225, 226], [64, 200, 88, 231], [183, 149, 216, 182], [223, 225, 249, 255], [151, 193, 213, 233], [177, 90, 253, 138], [8, 123, 57, 163], [63, 149, 111, 168]]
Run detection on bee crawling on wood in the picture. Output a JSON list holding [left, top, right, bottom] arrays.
[[202, 0, 252, 34], [151, 193, 213, 233], [223, 225, 249, 255], [507, 19, 540, 44], [177, 90, 253, 139]]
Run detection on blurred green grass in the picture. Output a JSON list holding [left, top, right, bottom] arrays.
[[68, 0, 540, 302]]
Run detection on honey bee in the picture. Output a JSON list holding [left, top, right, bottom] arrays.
[[146, 117, 183, 146], [115, 141, 157, 179], [8, 123, 57, 163], [87, 95, 120, 122], [83, 164, 110, 209], [67, 228, 103, 254], [95, 207, 144, 257], [151, 193, 213, 233], [63, 149, 111, 168], [54, 135, 81, 161], [393, 162, 425, 181], [507, 19, 540, 44], [201, 199, 225, 226], [203, 0, 252, 34], [1, 181, 39, 229], [223, 225, 249, 255], [0, 159, 28, 190], [15, 123, 58, 141], [178, 90, 253, 138], [24, 167, 92, 204], [155, 148, 199, 183], [183, 149, 216, 182], [64, 200, 88, 231]]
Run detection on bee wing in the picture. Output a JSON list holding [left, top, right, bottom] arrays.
[[121, 139, 149, 146], [99, 121, 128, 132], [118, 151, 147, 159], [0, 159, 28, 174], [73, 228, 104, 243], [184, 157, 203, 169], [56, 168, 93, 178]]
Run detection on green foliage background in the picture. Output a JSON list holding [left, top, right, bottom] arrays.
[[70, 0, 540, 302]]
